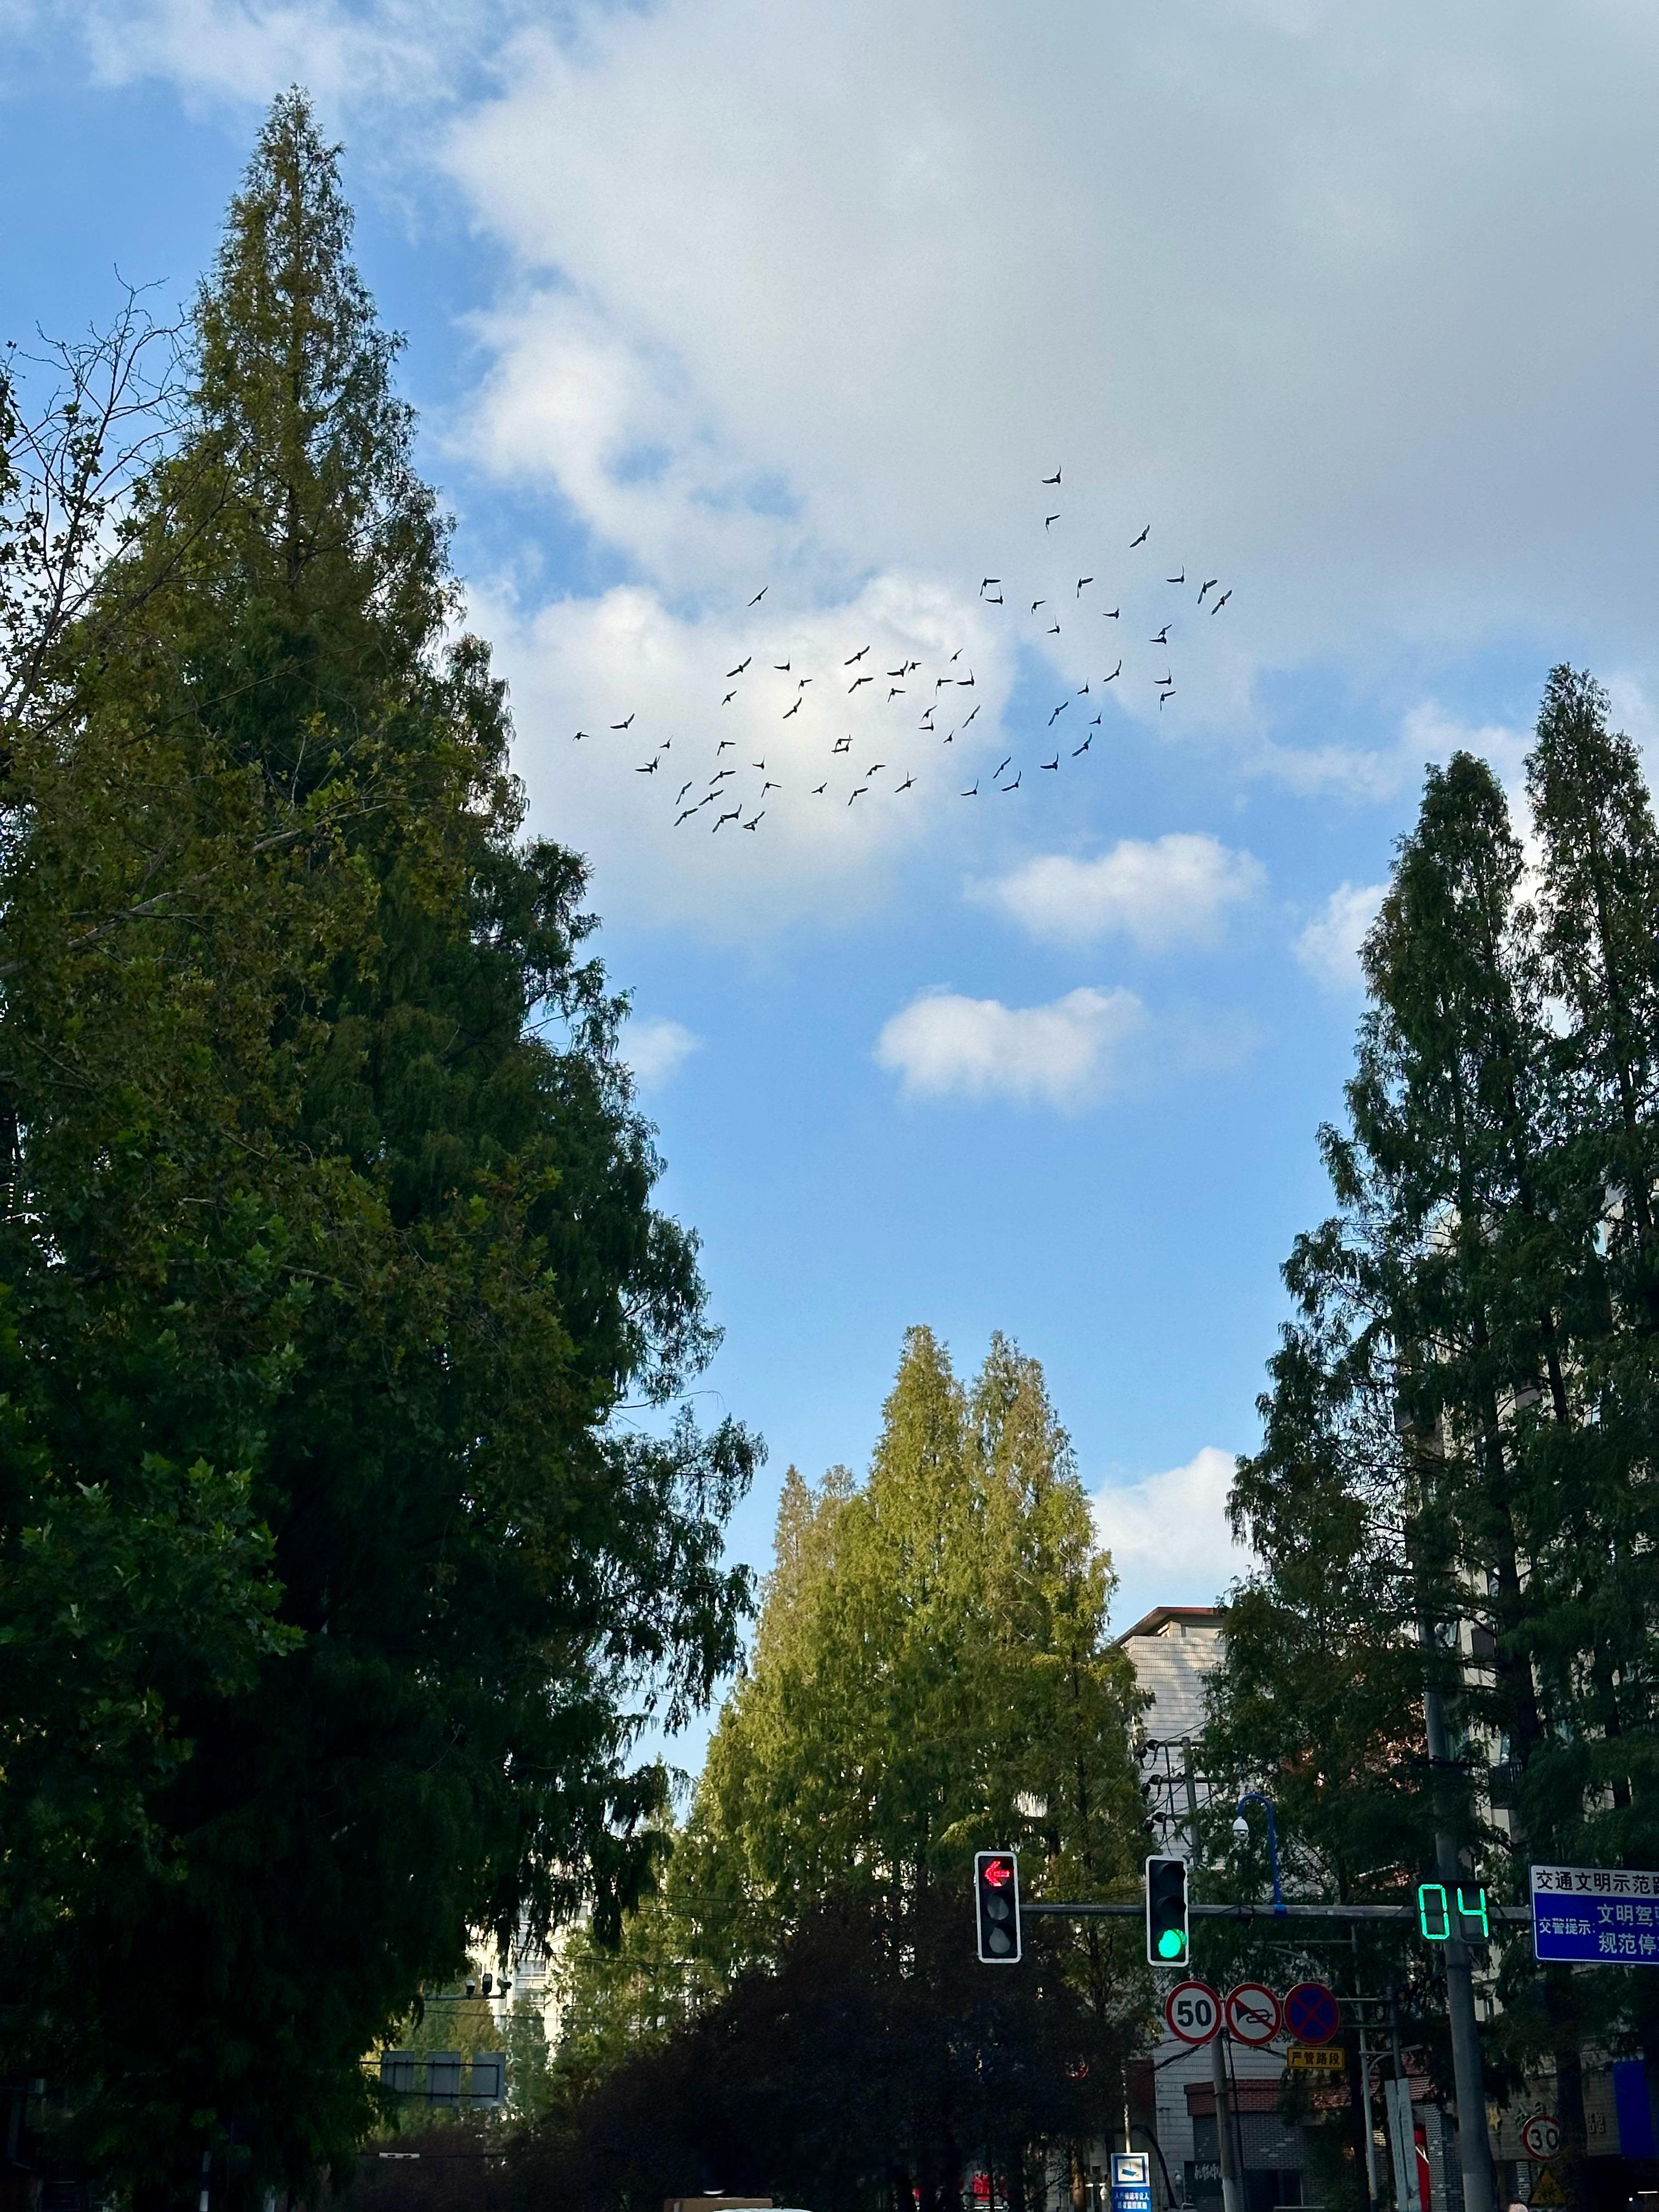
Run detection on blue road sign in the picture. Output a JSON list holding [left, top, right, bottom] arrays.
[[1532, 1863, 1659, 1965], [1283, 1980, 1340, 2045], [1112, 2152, 1152, 2212]]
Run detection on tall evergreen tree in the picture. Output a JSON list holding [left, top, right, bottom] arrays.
[[0, 93, 753, 2201]]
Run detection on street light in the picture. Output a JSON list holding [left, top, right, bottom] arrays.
[[1234, 1791, 1286, 1916]]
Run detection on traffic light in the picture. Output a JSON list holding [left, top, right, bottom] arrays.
[[1145, 1854, 1190, 1966], [975, 1849, 1022, 1963]]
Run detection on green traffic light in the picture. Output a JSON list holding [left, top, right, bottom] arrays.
[[1158, 1929, 1185, 1959]]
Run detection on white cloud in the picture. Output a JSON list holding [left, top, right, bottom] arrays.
[[1092, 1446, 1256, 1628], [61, 1, 1659, 841], [472, 572, 1011, 933], [979, 834, 1265, 951], [624, 1014, 700, 1088], [874, 985, 1147, 1109], [1294, 879, 1385, 993]]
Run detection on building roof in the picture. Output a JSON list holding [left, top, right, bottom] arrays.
[[1115, 1603, 1226, 1644]]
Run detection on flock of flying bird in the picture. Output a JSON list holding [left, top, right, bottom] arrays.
[[574, 472, 1234, 834]]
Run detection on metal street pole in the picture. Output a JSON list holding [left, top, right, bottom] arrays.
[[1209, 2030, 1244, 2212], [1421, 1642, 1496, 2212]]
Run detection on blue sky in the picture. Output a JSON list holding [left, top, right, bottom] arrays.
[[8, 0, 1659, 1761]]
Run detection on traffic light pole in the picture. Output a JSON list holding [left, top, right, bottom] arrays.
[[1209, 2027, 1244, 2212], [1421, 1664, 1496, 2212]]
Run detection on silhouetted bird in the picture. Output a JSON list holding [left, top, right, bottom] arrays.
[[850, 675, 873, 691], [849, 786, 868, 804], [727, 658, 751, 676], [1104, 660, 1122, 680], [845, 646, 870, 663], [1045, 515, 1059, 529], [1151, 625, 1170, 644], [812, 781, 827, 794], [1131, 526, 1149, 547], [1073, 736, 1093, 755], [1166, 570, 1184, 584], [1042, 469, 1061, 485], [742, 812, 763, 830], [749, 586, 768, 606], [611, 714, 634, 730], [1198, 578, 1218, 604], [1041, 755, 1059, 771], [897, 774, 915, 791], [636, 759, 658, 774], [1048, 702, 1068, 725], [1077, 577, 1092, 595], [962, 781, 979, 796], [1212, 589, 1232, 612]]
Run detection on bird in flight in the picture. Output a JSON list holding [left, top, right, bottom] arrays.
[[1151, 625, 1170, 644], [1131, 525, 1149, 547], [1047, 622, 1060, 636], [675, 780, 693, 803], [1077, 682, 1090, 695], [888, 686, 905, 700], [1104, 659, 1122, 681], [850, 674, 873, 691], [1090, 713, 1102, 725], [1073, 736, 1093, 755], [751, 758, 766, 770], [1198, 578, 1219, 605], [718, 738, 734, 753], [573, 730, 591, 741], [1166, 569, 1185, 585], [962, 702, 981, 727], [1102, 607, 1119, 620], [897, 774, 915, 791], [783, 700, 802, 719], [743, 812, 764, 830], [1045, 514, 1059, 530], [950, 648, 962, 662], [812, 781, 827, 795], [761, 779, 781, 795], [833, 736, 852, 754], [845, 645, 870, 664], [994, 755, 1012, 779], [962, 781, 979, 797], [1160, 690, 1176, 709], [1003, 770, 1022, 792], [636, 758, 658, 774], [867, 763, 886, 776], [721, 691, 736, 706], [749, 586, 768, 606], [1041, 755, 1059, 771], [674, 808, 693, 825], [1077, 577, 1092, 596], [984, 592, 1003, 605], [849, 786, 868, 804], [775, 661, 790, 672], [727, 658, 750, 678], [611, 714, 634, 731], [887, 665, 906, 678], [1031, 599, 1045, 612], [1041, 469, 1061, 486], [980, 577, 1000, 595], [1156, 672, 1173, 688], [714, 806, 741, 830], [957, 670, 975, 686], [1048, 701, 1069, 725], [1212, 589, 1232, 613], [798, 676, 812, 689]]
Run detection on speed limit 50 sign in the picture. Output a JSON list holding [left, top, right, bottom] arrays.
[[1165, 1979, 1221, 2045]]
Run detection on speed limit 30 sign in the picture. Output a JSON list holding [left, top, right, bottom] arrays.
[[1165, 1979, 1222, 2045]]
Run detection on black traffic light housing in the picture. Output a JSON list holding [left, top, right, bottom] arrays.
[[975, 1849, 1022, 1963], [1145, 1854, 1190, 1966]]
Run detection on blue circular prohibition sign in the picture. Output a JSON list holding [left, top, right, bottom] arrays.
[[1283, 1982, 1340, 2045]]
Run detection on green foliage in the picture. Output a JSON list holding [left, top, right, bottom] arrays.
[[0, 91, 753, 2202], [533, 1328, 1150, 2208], [1206, 673, 1659, 2198]]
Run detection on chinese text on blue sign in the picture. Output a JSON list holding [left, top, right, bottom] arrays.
[[1531, 1864, 1659, 1965]]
